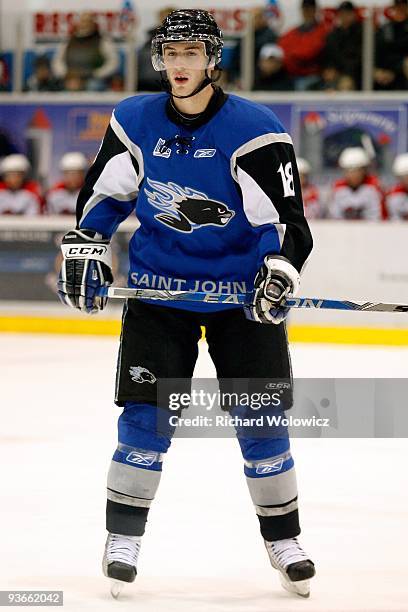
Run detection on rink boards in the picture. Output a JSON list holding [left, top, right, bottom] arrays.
[[1, 218, 408, 345]]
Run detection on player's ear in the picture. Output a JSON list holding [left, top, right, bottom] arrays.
[[209, 65, 222, 83]]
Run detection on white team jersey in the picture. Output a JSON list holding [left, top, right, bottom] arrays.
[[386, 185, 408, 221], [0, 183, 41, 215], [47, 184, 79, 215], [329, 176, 383, 221], [302, 183, 321, 219]]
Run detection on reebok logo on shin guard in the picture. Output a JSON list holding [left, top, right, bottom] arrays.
[[126, 451, 157, 466], [256, 458, 284, 474]]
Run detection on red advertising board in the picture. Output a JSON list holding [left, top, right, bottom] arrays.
[[33, 11, 137, 43]]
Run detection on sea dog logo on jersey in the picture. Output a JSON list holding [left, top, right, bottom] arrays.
[[129, 366, 157, 384], [145, 177, 235, 233], [256, 458, 284, 475]]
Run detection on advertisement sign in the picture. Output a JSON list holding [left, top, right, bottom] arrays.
[[1, 97, 406, 188], [0, 104, 113, 187], [292, 103, 408, 179], [1, 219, 408, 336], [0, 220, 136, 302], [33, 9, 137, 43]]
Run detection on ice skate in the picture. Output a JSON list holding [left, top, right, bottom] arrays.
[[102, 532, 141, 599], [264, 537, 315, 598]]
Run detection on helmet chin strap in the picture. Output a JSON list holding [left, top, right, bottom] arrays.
[[160, 69, 214, 100]]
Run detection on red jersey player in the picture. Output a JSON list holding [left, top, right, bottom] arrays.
[[329, 147, 383, 220], [386, 153, 408, 221], [297, 157, 321, 219], [0, 154, 42, 215], [46, 152, 88, 215]]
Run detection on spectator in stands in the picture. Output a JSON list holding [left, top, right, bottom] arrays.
[[52, 12, 119, 91], [228, 6, 278, 87], [308, 66, 339, 91], [323, 1, 362, 90], [64, 72, 85, 92], [336, 74, 356, 90], [278, 0, 329, 91], [254, 44, 293, 90], [137, 7, 177, 91], [251, 7, 279, 59], [110, 74, 125, 92], [386, 153, 408, 219], [0, 55, 10, 91], [25, 56, 62, 92], [297, 157, 322, 218], [46, 152, 88, 215], [0, 155, 42, 215], [374, 0, 408, 90], [328, 147, 383, 220]]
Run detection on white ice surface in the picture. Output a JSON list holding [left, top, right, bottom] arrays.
[[1, 334, 407, 611]]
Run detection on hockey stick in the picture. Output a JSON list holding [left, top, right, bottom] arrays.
[[97, 287, 408, 313]]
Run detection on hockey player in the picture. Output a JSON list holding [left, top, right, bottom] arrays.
[[329, 147, 384, 220], [57, 9, 315, 599], [386, 153, 408, 220], [0, 154, 42, 215], [297, 157, 321, 219], [46, 152, 88, 215]]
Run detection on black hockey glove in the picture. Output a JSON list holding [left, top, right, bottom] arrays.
[[57, 229, 113, 314], [244, 255, 300, 324]]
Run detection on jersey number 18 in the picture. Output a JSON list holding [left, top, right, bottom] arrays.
[[277, 162, 295, 198]]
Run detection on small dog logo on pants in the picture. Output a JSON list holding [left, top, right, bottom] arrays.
[[129, 366, 157, 384]]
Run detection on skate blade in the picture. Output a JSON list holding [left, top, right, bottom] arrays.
[[279, 572, 310, 598], [110, 579, 125, 599]]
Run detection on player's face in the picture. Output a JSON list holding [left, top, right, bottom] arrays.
[[400, 174, 408, 190], [63, 170, 85, 191], [4, 171, 25, 190], [163, 42, 212, 96], [344, 167, 366, 188]]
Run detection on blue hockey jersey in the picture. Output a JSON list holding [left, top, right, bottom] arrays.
[[76, 90, 312, 312]]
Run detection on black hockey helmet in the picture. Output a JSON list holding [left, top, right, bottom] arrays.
[[151, 9, 224, 72]]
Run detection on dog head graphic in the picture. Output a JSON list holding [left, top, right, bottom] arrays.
[[129, 366, 157, 384], [145, 178, 235, 233]]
